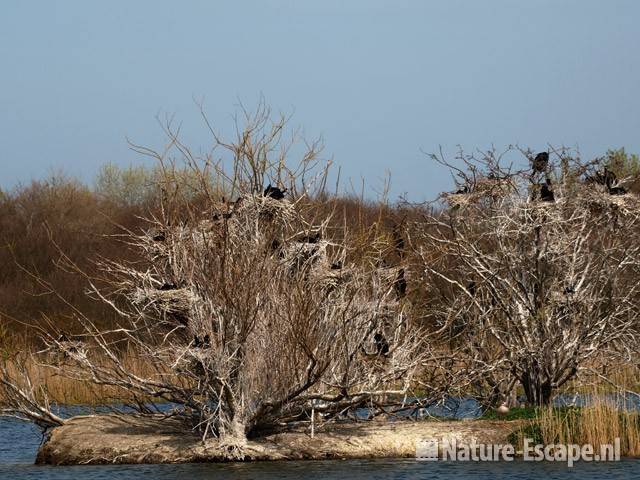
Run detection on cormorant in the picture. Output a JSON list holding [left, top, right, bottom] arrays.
[[532, 152, 549, 173], [540, 179, 555, 202], [212, 212, 233, 221], [373, 332, 390, 356], [263, 184, 287, 200], [392, 224, 405, 257], [159, 283, 178, 291], [467, 281, 476, 296], [330, 261, 343, 270], [394, 268, 407, 299], [608, 186, 627, 195], [600, 167, 627, 195], [604, 167, 617, 186], [194, 334, 211, 349], [299, 232, 321, 244], [454, 185, 470, 194], [152, 231, 166, 242]]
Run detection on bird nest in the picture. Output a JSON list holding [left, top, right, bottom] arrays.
[[132, 287, 198, 317], [234, 193, 296, 226], [577, 190, 640, 217], [442, 192, 475, 208], [442, 182, 512, 208]]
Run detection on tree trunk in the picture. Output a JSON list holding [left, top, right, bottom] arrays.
[[519, 364, 553, 406]]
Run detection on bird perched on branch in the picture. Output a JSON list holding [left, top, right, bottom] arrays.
[[608, 185, 627, 195], [152, 231, 166, 242], [603, 168, 627, 195], [467, 281, 476, 296], [587, 166, 626, 194], [394, 268, 407, 300], [373, 332, 390, 357], [540, 178, 555, 202], [212, 212, 233, 221], [193, 334, 211, 349], [263, 184, 287, 200], [392, 224, 405, 258], [603, 167, 617, 186], [532, 152, 549, 173], [298, 231, 321, 244]]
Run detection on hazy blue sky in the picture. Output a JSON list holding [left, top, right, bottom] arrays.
[[1, 0, 639, 200]]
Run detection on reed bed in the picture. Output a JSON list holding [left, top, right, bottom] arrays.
[[537, 402, 639, 457], [1, 352, 172, 406], [508, 389, 640, 457]]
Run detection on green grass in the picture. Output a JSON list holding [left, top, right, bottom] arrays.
[[481, 405, 582, 421], [480, 406, 539, 421]]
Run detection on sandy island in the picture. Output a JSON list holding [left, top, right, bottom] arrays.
[[36, 415, 522, 465]]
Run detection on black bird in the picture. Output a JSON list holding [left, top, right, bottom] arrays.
[[608, 185, 627, 195], [394, 268, 407, 300], [193, 334, 211, 349], [299, 232, 321, 244], [263, 184, 287, 200], [563, 285, 576, 295], [587, 169, 608, 186], [159, 283, 178, 291], [590, 167, 618, 187], [330, 261, 343, 270], [212, 212, 233, 221], [454, 185, 470, 194], [392, 224, 405, 256], [604, 167, 617, 187], [467, 281, 476, 296], [532, 152, 549, 173], [152, 231, 166, 242], [373, 332, 390, 356], [540, 179, 555, 202], [601, 167, 627, 195]]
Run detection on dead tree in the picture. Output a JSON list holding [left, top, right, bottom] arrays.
[[414, 147, 640, 406], [0, 104, 431, 456]]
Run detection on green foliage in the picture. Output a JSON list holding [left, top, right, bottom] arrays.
[[481, 406, 582, 422], [605, 147, 640, 177], [94, 163, 224, 207], [94, 163, 158, 206], [508, 423, 543, 445]]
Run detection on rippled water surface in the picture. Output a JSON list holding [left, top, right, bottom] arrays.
[[2, 414, 639, 480]]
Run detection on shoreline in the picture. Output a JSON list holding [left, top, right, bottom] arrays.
[[36, 415, 522, 465]]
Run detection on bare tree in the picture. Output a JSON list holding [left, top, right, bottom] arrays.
[[1, 104, 430, 457], [413, 147, 640, 406]]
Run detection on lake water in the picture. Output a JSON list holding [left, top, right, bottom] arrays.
[[2, 417, 639, 480]]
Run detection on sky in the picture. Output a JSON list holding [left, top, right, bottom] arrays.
[[1, 0, 639, 201]]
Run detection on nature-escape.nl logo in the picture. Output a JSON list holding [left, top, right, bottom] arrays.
[[416, 437, 620, 467]]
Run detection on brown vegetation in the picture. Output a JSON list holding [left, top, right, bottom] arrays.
[[1, 103, 639, 459]]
